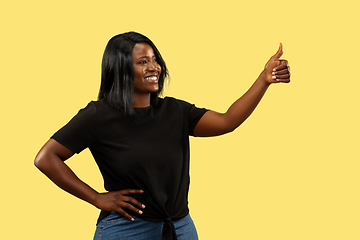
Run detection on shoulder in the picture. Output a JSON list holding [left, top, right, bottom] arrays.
[[73, 99, 116, 123], [86, 99, 121, 115], [88, 99, 110, 110], [162, 97, 193, 109]]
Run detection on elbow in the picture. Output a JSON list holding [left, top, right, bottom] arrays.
[[34, 154, 43, 170], [34, 139, 72, 172], [221, 114, 245, 135], [34, 150, 49, 171], [225, 127, 235, 134], [222, 121, 244, 134], [221, 126, 236, 135]]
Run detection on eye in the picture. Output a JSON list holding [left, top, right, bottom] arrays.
[[137, 60, 147, 64]]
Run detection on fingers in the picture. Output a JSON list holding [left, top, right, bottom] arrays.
[[117, 208, 136, 222], [118, 189, 145, 210], [271, 64, 290, 83], [273, 60, 288, 71], [264, 44, 290, 84], [271, 59, 290, 83], [123, 195, 146, 211], [272, 43, 283, 59], [116, 189, 145, 221], [272, 74, 291, 82], [119, 189, 144, 195], [272, 67, 288, 75], [118, 200, 143, 221]]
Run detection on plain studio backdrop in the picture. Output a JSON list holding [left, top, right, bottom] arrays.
[[1, 1, 359, 239]]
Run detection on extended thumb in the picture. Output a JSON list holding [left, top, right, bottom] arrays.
[[273, 43, 283, 59]]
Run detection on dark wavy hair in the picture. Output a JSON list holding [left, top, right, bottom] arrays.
[[98, 32, 169, 115]]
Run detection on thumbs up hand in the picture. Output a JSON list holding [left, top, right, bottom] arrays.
[[263, 43, 290, 84]]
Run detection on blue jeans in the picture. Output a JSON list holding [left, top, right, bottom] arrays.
[[93, 212, 198, 240]]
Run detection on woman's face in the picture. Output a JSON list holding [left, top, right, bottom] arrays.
[[132, 42, 162, 96]]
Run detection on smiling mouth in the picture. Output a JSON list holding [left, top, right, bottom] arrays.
[[145, 76, 158, 83]]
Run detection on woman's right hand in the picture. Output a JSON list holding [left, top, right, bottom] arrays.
[[35, 139, 145, 222], [94, 189, 145, 221]]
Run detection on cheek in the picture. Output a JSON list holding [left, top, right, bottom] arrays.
[[134, 67, 144, 78]]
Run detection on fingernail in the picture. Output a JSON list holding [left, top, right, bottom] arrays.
[[272, 76, 276, 79], [273, 68, 276, 71], [139, 210, 143, 214], [131, 218, 134, 221], [272, 72, 275, 75], [142, 204, 146, 208]]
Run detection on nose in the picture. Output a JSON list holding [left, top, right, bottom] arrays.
[[147, 61, 160, 72]]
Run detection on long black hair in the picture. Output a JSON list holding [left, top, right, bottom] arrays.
[[98, 32, 169, 115]]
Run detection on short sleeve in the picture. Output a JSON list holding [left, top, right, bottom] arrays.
[[187, 103, 208, 136], [51, 102, 97, 154]]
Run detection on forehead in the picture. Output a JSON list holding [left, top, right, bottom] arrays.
[[132, 43, 155, 59]]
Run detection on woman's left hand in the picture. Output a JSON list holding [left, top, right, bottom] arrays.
[[263, 43, 291, 84], [194, 43, 291, 137]]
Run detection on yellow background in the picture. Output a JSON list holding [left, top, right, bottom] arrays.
[[1, 0, 359, 239]]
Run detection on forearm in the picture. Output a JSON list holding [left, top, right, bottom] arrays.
[[35, 139, 146, 220], [194, 72, 270, 137], [187, 44, 290, 137], [35, 153, 99, 207], [223, 71, 270, 131]]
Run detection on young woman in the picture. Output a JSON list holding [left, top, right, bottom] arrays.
[[34, 32, 290, 240]]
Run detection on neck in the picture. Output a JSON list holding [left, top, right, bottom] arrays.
[[133, 93, 151, 108]]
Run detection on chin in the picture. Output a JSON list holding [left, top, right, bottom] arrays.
[[151, 85, 159, 92]]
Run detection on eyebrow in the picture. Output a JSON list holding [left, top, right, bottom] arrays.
[[137, 56, 155, 60]]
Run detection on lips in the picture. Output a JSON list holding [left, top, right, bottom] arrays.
[[144, 75, 158, 83]]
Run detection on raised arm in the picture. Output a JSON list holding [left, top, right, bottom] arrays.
[[194, 43, 290, 137], [34, 139, 145, 221]]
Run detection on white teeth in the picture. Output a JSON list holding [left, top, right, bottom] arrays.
[[145, 76, 158, 82]]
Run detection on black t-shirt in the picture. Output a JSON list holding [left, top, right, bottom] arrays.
[[51, 97, 208, 230]]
